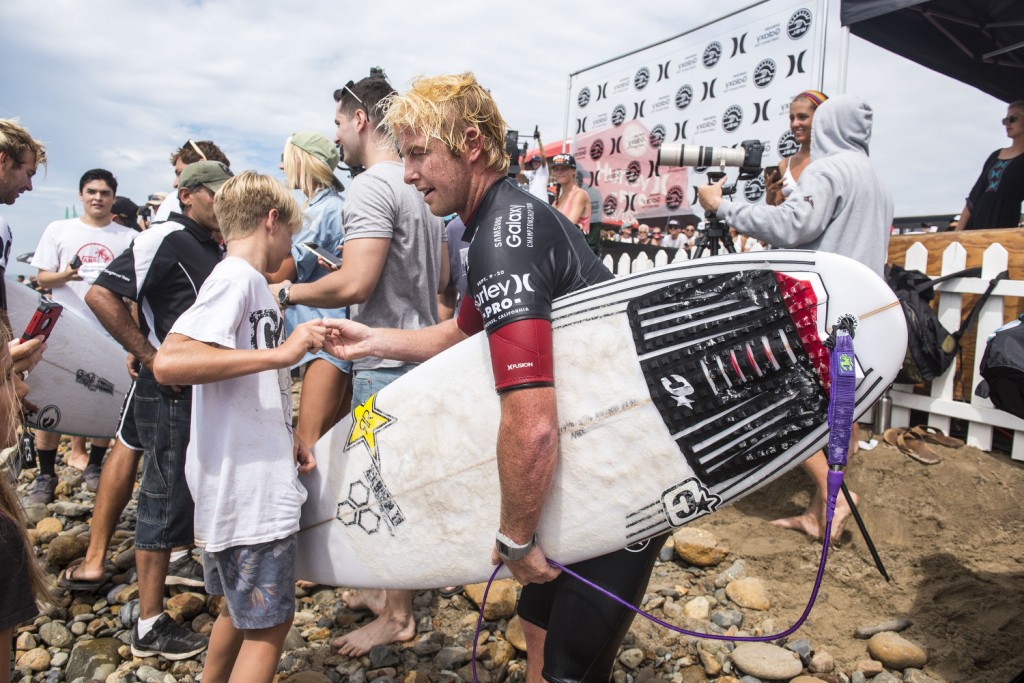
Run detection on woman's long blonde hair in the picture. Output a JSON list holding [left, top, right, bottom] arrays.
[[283, 140, 343, 206]]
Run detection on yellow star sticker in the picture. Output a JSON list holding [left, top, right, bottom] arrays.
[[345, 394, 396, 463]]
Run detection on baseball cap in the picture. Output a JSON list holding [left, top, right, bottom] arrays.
[[551, 153, 576, 169], [178, 160, 233, 192], [667, 219, 681, 228], [112, 196, 139, 221], [146, 192, 167, 206], [289, 131, 340, 171]]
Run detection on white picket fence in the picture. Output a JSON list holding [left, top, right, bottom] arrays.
[[601, 248, 687, 275], [888, 241, 1024, 461]]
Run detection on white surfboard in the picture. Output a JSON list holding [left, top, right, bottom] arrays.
[[296, 250, 906, 588], [6, 277, 128, 438]]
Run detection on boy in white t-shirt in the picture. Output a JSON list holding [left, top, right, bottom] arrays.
[[153, 171, 327, 683]]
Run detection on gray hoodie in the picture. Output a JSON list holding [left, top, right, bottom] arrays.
[[716, 94, 893, 275]]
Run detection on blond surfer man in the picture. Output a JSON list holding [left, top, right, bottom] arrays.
[[269, 72, 446, 657], [320, 72, 666, 683]]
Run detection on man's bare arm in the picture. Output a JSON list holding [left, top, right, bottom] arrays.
[[323, 317, 465, 364], [85, 285, 157, 369], [271, 237, 390, 308]]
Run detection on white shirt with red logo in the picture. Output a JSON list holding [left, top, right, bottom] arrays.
[[30, 218, 136, 333]]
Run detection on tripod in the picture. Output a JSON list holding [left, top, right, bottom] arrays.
[[692, 172, 737, 258]]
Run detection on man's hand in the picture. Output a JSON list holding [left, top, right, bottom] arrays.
[[490, 544, 561, 586], [125, 353, 141, 380], [695, 176, 727, 214], [269, 280, 291, 307], [322, 318, 374, 361], [278, 320, 326, 366], [10, 337, 46, 376], [294, 438, 316, 474]]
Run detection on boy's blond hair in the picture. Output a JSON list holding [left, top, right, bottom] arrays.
[[380, 72, 510, 174], [0, 118, 47, 168], [214, 171, 301, 241]]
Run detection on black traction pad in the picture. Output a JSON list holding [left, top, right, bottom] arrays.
[[627, 269, 828, 487]]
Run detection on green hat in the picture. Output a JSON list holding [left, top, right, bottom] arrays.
[[179, 160, 233, 192], [289, 131, 340, 171]]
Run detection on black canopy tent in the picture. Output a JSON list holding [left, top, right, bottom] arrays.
[[841, 0, 1024, 104]]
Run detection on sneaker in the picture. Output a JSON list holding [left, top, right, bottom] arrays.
[[165, 553, 205, 588], [131, 612, 207, 660], [22, 473, 56, 506], [83, 465, 102, 493]]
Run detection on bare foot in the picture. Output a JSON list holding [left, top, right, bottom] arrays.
[[66, 451, 89, 471], [771, 489, 859, 544], [331, 612, 416, 657], [296, 580, 318, 589], [341, 589, 386, 615]]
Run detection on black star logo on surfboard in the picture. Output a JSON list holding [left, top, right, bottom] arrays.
[[345, 394, 396, 464]]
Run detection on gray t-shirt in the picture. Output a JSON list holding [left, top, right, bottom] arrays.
[[344, 160, 444, 371]]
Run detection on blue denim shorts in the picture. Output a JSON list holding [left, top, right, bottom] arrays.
[[115, 379, 143, 451], [351, 366, 410, 409], [134, 369, 195, 550], [203, 534, 297, 630]]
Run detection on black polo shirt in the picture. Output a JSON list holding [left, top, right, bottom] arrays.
[[93, 213, 221, 347]]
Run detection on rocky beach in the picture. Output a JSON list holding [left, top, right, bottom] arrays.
[[8, 425, 1024, 683]]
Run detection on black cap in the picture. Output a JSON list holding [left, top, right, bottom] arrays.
[[551, 153, 575, 169]]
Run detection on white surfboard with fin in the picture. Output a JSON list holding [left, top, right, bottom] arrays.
[[296, 250, 906, 588]]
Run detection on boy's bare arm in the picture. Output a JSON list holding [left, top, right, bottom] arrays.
[[154, 321, 325, 385]]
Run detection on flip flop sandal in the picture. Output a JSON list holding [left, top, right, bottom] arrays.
[[911, 425, 964, 448], [897, 431, 941, 465], [58, 562, 110, 592], [882, 427, 906, 447], [438, 586, 464, 598]]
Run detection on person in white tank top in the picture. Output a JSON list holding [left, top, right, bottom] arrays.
[[765, 90, 828, 207]]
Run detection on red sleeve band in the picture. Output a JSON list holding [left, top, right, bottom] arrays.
[[456, 295, 484, 336], [488, 318, 555, 393]]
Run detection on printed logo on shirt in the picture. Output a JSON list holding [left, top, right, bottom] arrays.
[[249, 308, 284, 350], [75, 242, 118, 266], [472, 272, 534, 320]]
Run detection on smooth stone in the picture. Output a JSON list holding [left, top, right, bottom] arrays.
[[714, 560, 748, 588], [14, 632, 36, 650], [16, 647, 51, 672], [505, 615, 527, 652], [166, 591, 205, 621], [403, 672, 430, 683], [663, 600, 684, 619], [24, 504, 49, 526], [45, 532, 89, 566], [855, 659, 884, 675], [463, 579, 518, 620], [730, 642, 803, 680], [808, 650, 835, 673], [673, 528, 729, 567], [435, 646, 470, 671], [70, 621, 87, 636], [872, 673, 901, 683], [118, 599, 140, 629], [786, 638, 812, 666], [284, 673, 333, 683], [479, 640, 516, 668], [619, 647, 645, 669], [368, 644, 401, 669], [51, 501, 90, 517], [39, 620, 74, 648], [698, 647, 722, 676], [903, 669, 941, 683], [50, 651, 69, 667], [854, 618, 912, 639], [411, 631, 445, 656], [659, 536, 676, 561], [136, 664, 175, 683], [65, 637, 123, 682], [292, 610, 317, 627], [867, 631, 929, 669], [34, 516, 64, 535], [112, 548, 136, 571], [283, 625, 306, 651], [684, 596, 711, 620], [725, 577, 771, 611], [850, 673, 867, 683], [711, 609, 744, 629], [680, 664, 710, 682]]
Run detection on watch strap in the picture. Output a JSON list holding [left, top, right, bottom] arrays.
[[495, 531, 536, 562]]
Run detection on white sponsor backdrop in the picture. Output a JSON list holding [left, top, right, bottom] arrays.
[[567, 0, 844, 224]]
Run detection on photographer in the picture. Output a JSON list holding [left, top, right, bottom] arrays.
[[696, 94, 893, 543], [523, 130, 549, 201], [697, 94, 891, 276]]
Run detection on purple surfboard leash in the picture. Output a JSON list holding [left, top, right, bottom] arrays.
[[473, 318, 858, 682]]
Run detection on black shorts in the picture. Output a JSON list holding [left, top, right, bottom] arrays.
[[517, 534, 666, 683]]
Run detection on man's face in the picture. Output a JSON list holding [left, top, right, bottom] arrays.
[[398, 129, 470, 217], [172, 158, 188, 189], [334, 103, 362, 167], [79, 180, 115, 221], [180, 186, 219, 231], [0, 149, 38, 205]]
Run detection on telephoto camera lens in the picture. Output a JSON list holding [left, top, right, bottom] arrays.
[[657, 144, 747, 168]]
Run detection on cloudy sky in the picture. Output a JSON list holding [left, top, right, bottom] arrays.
[[0, 0, 1008, 277]]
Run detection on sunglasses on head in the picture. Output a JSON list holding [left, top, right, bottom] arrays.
[[341, 80, 365, 106], [184, 139, 207, 161], [1003, 115, 1020, 125]]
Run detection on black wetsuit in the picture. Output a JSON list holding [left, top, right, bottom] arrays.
[[458, 177, 665, 683]]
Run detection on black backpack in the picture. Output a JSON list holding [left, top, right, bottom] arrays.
[[976, 314, 1024, 419], [885, 264, 1008, 384]]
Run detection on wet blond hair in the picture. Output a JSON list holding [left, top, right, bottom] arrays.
[[213, 171, 301, 241], [0, 118, 47, 169], [0, 328, 52, 608], [283, 140, 342, 206], [381, 72, 510, 174]]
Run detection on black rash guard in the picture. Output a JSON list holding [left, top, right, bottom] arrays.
[[457, 177, 612, 392]]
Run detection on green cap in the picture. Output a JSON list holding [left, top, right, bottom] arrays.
[[289, 131, 340, 171], [179, 160, 233, 192]]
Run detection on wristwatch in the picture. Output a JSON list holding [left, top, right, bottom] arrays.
[[278, 285, 292, 308], [495, 531, 536, 562]]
